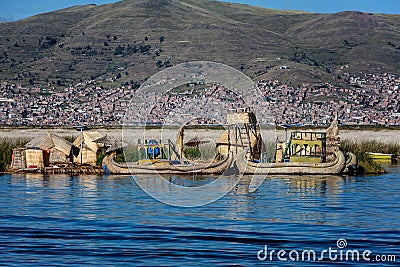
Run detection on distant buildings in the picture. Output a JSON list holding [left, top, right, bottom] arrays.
[[1, 72, 399, 126]]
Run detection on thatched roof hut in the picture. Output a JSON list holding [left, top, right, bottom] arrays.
[[11, 148, 26, 170], [26, 133, 74, 154], [25, 133, 75, 165], [25, 149, 45, 168], [73, 131, 103, 165]]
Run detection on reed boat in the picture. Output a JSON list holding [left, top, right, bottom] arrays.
[[103, 151, 234, 175], [238, 150, 350, 175], [103, 150, 353, 175], [102, 108, 356, 175]]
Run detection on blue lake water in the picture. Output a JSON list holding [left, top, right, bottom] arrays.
[[0, 165, 399, 266]]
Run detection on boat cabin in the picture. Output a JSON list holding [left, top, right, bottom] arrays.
[[280, 131, 327, 163], [137, 139, 171, 165]]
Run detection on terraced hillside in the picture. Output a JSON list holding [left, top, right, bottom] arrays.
[[0, 0, 400, 87]]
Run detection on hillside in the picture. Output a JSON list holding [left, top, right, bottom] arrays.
[[1, 0, 400, 88]]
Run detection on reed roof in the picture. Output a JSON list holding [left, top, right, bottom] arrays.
[[106, 142, 128, 153], [73, 131, 103, 153], [25, 133, 74, 155], [93, 135, 115, 145]]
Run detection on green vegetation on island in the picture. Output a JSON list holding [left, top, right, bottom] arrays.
[[341, 139, 400, 174], [0, 138, 29, 172]]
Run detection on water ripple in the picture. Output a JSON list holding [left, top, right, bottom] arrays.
[[0, 167, 399, 266]]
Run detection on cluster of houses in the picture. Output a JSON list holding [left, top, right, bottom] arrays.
[[258, 72, 400, 126], [127, 84, 246, 125], [1, 71, 399, 127], [10, 131, 118, 171], [0, 80, 132, 126]]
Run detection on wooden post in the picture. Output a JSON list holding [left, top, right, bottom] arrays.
[[227, 126, 231, 153], [235, 125, 238, 154], [80, 129, 83, 165]]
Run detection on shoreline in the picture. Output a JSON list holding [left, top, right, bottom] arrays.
[[0, 125, 399, 129], [0, 127, 399, 144]]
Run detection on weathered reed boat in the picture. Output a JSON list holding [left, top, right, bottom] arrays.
[[103, 150, 351, 175], [238, 150, 348, 175], [103, 151, 234, 175], [102, 108, 355, 175]]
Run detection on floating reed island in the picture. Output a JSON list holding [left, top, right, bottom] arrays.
[[2, 109, 398, 176], [6, 131, 109, 175]]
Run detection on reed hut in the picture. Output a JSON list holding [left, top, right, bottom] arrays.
[[24, 133, 75, 165], [73, 131, 103, 165], [25, 148, 45, 168], [11, 148, 27, 170], [11, 147, 46, 170]]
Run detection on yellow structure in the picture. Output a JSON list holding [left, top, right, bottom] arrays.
[[282, 131, 326, 163], [216, 108, 338, 164]]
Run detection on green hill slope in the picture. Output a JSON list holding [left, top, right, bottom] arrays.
[[0, 0, 399, 87]]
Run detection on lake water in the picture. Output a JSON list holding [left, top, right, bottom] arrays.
[[0, 165, 399, 266]]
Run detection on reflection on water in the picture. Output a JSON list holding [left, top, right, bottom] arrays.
[[6, 172, 370, 196], [1, 166, 399, 265]]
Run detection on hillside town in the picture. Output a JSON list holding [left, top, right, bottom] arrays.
[[258, 72, 400, 126], [0, 72, 399, 126]]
